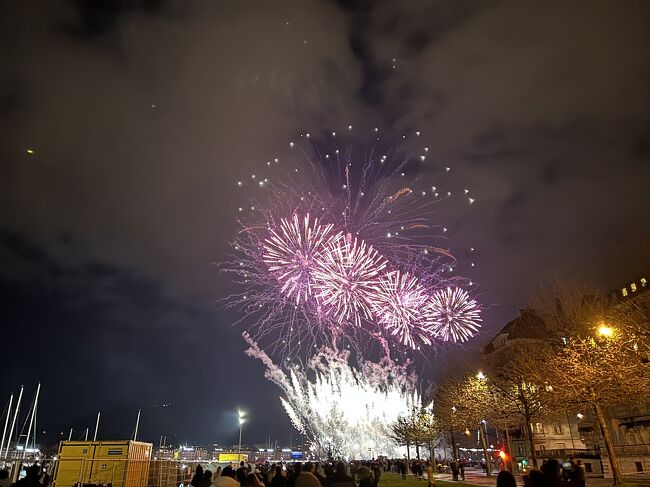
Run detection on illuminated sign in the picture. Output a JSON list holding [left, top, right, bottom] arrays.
[[218, 453, 248, 463]]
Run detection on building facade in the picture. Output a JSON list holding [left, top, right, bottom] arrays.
[[483, 271, 649, 477]]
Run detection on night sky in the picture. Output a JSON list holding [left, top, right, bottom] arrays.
[[1, 0, 649, 448]]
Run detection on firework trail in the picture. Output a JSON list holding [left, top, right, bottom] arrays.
[[224, 127, 480, 358]]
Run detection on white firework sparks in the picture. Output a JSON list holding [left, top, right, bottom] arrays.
[[262, 213, 338, 305], [372, 271, 432, 349], [244, 333, 421, 459], [426, 286, 482, 342]]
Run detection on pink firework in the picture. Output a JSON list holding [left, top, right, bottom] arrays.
[[312, 235, 387, 327], [373, 271, 432, 349], [425, 287, 482, 342], [262, 214, 338, 305]]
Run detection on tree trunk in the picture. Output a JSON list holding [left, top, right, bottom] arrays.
[[406, 439, 411, 462], [505, 426, 515, 473], [416, 442, 420, 460], [479, 423, 492, 476], [450, 430, 458, 461], [524, 415, 538, 467], [594, 402, 623, 485]]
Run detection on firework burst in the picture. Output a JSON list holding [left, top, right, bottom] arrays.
[[372, 271, 431, 349], [262, 213, 338, 305], [311, 234, 387, 327], [225, 127, 481, 357], [426, 286, 482, 342]]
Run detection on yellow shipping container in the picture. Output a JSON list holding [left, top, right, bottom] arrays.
[[53, 440, 152, 487]]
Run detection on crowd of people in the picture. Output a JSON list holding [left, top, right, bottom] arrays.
[[0, 455, 588, 487], [520, 459, 586, 487], [0, 465, 50, 487], [189, 461, 382, 487], [188, 456, 588, 487]]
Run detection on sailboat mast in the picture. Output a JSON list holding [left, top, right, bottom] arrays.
[[93, 412, 101, 441], [0, 394, 13, 457], [4, 385, 23, 458], [23, 382, 41, 458], [133, 409, 141, 441]]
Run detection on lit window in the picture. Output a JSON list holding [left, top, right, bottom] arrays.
[[553, 423, 563, 435], [621, 288, 628, 297], [641, 278, 647, 287], [631, 283, 637, 292]]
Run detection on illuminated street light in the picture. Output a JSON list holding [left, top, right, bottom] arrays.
[[237, 410, 246, 462], [476, 371, 486, 380], [576, 413, 584, 419], [597, 323, 615, 338]]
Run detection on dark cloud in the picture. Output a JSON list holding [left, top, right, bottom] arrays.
[[1, 0, 648, 445]]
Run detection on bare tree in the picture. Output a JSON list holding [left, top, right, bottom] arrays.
[[412, 404, 441, 460], [480, 343, 555, 467], [526, 280, 650, 485], [433, 376, 469, 463], [435, 374, 496, 471], [390, 413, 418, 461]]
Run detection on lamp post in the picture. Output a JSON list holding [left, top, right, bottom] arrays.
[[237, 410, 246, 463]]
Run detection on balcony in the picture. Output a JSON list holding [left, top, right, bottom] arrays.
[[536, 448, 600, 459], [611, 444, 650, 456]]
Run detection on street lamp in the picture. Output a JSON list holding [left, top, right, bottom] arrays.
[[597, 323, 615, 338], [476, 371, 486, 380], [237, 410, 246, 463]]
